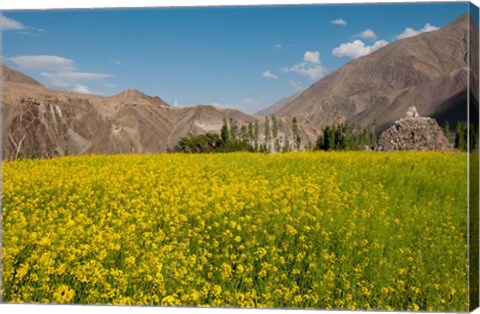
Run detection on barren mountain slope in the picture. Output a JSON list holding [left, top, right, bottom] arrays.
[[2, 65, 315, 158], [261, 13, 479, 133], [1, 66, 177, 159]]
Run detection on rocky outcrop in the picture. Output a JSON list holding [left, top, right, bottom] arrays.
[[375, 106, 454, 151]]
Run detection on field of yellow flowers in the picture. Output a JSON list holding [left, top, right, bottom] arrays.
[[2, 152, 468, 310]]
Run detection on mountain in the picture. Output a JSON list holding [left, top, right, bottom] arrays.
[[259, 13, 479, 134], [1, 64, 43, 87], [255, 90, 304, 116], [1, 69, 177, 158], [1, 65, 314, 159]]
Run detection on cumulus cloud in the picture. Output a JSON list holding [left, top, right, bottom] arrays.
[[332, 39, 389, 59], [274, 44, 283, 49], [356, 29, 377, 40], [331, 18, 347, 26], [303, 51, 320, 64], [289, 80, 302, 90], [262, 70, 278, 80], [9, 55, 75, 71], [0, 15, 24, 30], [396, 23, 439, 40], [283, 50, 327, 80], [72, 84, 92, 94]]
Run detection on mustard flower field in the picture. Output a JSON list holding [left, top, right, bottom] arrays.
[[2, 152, 468, 310]]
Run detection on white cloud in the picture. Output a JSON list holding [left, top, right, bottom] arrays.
[[9, 55, 75, 71], [41, 71, 111, 80], [283, 63, 326, 80], [283, 50, 327, 80], [40, 71, 111, 89], [331, 19, 347, 26], [104, 83, 118, 88], [72, 84, 92, 94], [332, 39, 389, 59], [9, 54, 112, 93], [396, 23, 439, 40], [303, 50, 320, 64], [289, 80, 302, 90], [356, 29, 377, 40], [274, 44, 283, 49], [1, 14, 43, 34], [262, 70, 278, 80], [421, 23, 439, 33], [0, 15, 24, 30]]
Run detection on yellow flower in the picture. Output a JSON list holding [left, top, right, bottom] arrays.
[[53, 285, 75, 303]]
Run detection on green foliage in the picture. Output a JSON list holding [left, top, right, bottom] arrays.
[[176, 133, 223, 153], [455, 121, 467, 151], [274, 138, 281, 153], [292, 116, 301, 150], [221, 118, 230, 144], [271, 115, 279, 139], [229, 118, 238, 142], [264, 117, 271, 144], [282, 136, 290, 152], [315, 122, 377, 151]]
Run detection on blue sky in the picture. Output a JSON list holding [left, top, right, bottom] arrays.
[[0, 2, 472, 113]]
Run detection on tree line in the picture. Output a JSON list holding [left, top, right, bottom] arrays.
[[444, 120, 479, 151], [173, 117, 479, 153], [173, 116, 303, 153]]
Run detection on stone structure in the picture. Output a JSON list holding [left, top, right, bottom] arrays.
[[375, 106, 454, 151]]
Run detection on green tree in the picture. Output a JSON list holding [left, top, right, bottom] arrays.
[[272, 115, 278, 139], [315, 133, 324, 150], [240, 125, 249, 143], [292, 116, 301, 150], [221, 118, 230, 144], [456, 121, 467, 151], [282, 136, 290, 152], [248, 122, 254, 142], [229, 118, 238, 142], [274, 138, 281, 153], [265, 117, 271, 144], [444, 120, 452, 143], [254, 120, 260, 149]]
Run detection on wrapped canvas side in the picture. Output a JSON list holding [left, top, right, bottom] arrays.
[[470, 1, 480, 312]]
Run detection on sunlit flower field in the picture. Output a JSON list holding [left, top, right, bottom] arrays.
[[2, 152, 469, 311]]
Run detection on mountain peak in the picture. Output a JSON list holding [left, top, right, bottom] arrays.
[[2, 64, 44, 87], [114, 89, 149, 99], [441, 13, 473, 33], [112, 89, 169, 106]]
